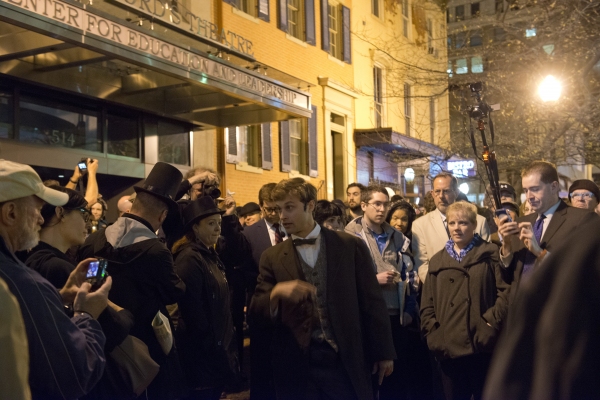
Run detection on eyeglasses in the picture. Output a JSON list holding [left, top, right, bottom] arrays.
[[433, 189, 455, 197], [366, 202, 390, 210], [572, 192, 595, 200], [262, 206, 281, 214], [66, 207, 91, 223]]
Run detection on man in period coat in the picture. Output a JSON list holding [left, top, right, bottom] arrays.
[[79, 162, 186, 400], [249, 178, 396, 400]]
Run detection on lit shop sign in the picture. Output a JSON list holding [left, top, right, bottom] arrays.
[[2, 0, 306, 109], [447, 160, 476, 178], [110, 0, 255, 59]]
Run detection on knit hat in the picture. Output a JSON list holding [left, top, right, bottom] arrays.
[[568, 179, 600, 201]]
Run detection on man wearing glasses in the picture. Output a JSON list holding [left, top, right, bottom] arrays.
[[568, 179, 600, 215], [243, 182, 287, 400], [345, 185, 417, 400], [412, 172, 490, 284]]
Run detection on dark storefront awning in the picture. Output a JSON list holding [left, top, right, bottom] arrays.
[[0, 0, 312, 128], [354, 128, 445, 160]]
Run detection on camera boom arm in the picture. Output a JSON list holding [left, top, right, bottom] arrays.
[[468, 85, 502, 209]]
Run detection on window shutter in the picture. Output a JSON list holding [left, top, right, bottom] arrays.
[[278, 0, 288, 32], [308, 106, 318, 177], [261, 122, 273, 170], [280, 121, 291, 172], [342, 6, 351, 63], [226, 127, 239, 163], [320, 0, 329, 51], [305, 0, 316, 45], [258, 0, 270, 22]]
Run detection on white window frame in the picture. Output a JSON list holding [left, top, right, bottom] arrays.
[[371, 0, 383, 18], [288, 0, 305, 41], [373, 64, 385, 128], [289, 119, 307, 174], [402, 0, 410, 38], [328, 2, 342, 60], [404, 83, 412, 137]]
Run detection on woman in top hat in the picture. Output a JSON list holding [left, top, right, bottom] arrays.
[[172, 196, 240, 400]]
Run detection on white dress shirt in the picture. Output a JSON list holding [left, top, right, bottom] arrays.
[[291, 224, 321, 268], [265, 219, 288, 246]]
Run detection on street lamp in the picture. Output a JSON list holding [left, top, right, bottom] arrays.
[[538, 75, 562, 102]]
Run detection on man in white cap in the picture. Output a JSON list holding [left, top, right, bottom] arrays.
[[0, 159, 111, 399]]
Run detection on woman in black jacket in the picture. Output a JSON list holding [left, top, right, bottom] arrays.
[[420, 201, 509, 400], [173, 196, 240, 400]]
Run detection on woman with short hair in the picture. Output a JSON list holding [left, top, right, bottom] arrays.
[[420, 201, 509, 400]]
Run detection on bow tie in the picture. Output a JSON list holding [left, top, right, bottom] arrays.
[[293, 238, 317, 246]]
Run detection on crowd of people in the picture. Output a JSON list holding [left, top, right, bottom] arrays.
[[1, 157, 600, 400]]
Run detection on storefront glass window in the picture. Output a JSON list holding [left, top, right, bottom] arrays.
[[0, 90, 13, 139], [19, 97, 101, 152], [157, 120, 190, 166], [107, 113, 139, 158]]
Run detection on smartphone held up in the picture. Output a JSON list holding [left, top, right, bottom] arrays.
[[86, 259, 108, 290]]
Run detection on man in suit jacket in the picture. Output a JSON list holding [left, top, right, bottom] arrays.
[[412, 172, 490, 283], [250, 178, 396, 400], [244, 182, 286, 400], [497, 161, 600, 308]]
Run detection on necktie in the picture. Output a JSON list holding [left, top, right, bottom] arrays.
[[273, 223, 283, 244], [443, 219, 450, 239], [522, 214, 546, 276], [292, 238, 317, 246]]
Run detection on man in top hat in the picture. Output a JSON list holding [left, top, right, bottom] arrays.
[[250, 178, 395, 400], [79, 161, 186, 400], [0, 160, 111, 399], [568, 179, 600, 215]]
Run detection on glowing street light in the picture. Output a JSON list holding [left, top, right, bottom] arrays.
[[459, 182, 470, 195], [538, 75, 562, 102]]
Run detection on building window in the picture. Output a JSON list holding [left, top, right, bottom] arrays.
[[289, 119, 308, 174], [107, 112, 140, 158], [402, 0, 409, 37], [0, 90, 14, 139], [447, 35, 453, 49], [372, 0, 381, 18], [233, 0, 258, 16], [447, 61, 453, 77], [328, 3, 342, 59], [494, 27, 506, 42], [456, 58, 468, 74], [288, 0, 305, 40], [470, 30, 483, 46], [239, 125, 262, 167], [404, 83, 411, 137], [157, 120, 190, 166], [526, 28, 537, 37], [19, 95, 101, 152], [427, 18, 433, 53], [374, 66, 384, 128], [455, 5, 465, 21], [543, 44, 555, 55], [495, 0, 504, 13], [429, 97, 436, 144], [456, 32, 467, 48], [471, 56, 484, 73], [471, 2, 480, 17]]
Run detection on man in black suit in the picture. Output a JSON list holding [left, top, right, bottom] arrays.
[[244, 182, 285, 400], [250, 178, 395, 400], [497, 160, 600, 308]]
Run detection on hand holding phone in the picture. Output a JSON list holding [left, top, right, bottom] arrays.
[[86, 259, 108, 290], [494, 208, 512, 223]]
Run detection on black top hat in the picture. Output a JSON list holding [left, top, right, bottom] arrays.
[[134, 162, 183, 212], [239, 202, 261, 217], [182, 196, 225, 232]]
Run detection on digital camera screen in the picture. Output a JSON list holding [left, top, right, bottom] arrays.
[[87, 261, 99, 278]]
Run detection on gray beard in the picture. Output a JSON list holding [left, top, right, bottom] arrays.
[[17, 231, 39, 252]]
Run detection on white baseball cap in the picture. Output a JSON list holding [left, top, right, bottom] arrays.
[[0, 160, 69, 206]]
